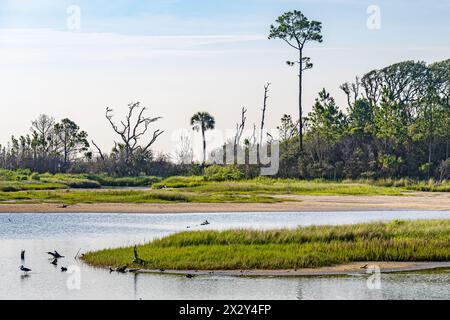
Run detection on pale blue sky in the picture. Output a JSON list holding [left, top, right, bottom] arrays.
[[0, 0, 449, 156]]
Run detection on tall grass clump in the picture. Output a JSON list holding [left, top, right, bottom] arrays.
[[204, 165, 244, 182], [82, 219, 450, 270], [153, 176, 206, 189], [85, 174, 161, 187]]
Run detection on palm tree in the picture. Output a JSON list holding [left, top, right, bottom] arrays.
[[190, 112, 215, 164]]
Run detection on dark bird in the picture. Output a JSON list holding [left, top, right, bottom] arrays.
[[186, 274, 195, 279], [51, 259, 58, 266], [59, 204, 69, 209], [116, 266, 128, 273], [159, 269, 165, 272], [20, 265, 31, 273], [47, 251, 64, 259], [360, 264, 369, 269], [61, 267, 68, 272], [53, 250, 64, 258], [200, 220, 210, 226], [8, 218, 12, 222], [20, 250, 25, 260]]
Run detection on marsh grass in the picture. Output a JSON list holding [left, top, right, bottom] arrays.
[[82, 220, 450, 270], [0, 169, 447, 204], [0, 189, 285, 204], [156, 176, 404, 196], [0, 169, 161, 193]]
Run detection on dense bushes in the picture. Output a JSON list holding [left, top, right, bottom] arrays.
[[204, 165, 244, 181], [0, 169, 161, 190]]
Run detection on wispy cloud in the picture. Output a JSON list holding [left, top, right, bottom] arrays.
[[0, 28, 266, 64]]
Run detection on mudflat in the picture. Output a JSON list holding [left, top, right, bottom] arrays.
[[0, 192, 448, 213]]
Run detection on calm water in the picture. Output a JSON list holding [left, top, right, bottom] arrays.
[[1, 210, 449, 300]]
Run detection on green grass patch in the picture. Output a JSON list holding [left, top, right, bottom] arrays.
[[153, 176, 207, 189], [82, 220, 450, 270], [156, 177, 405, 196], [0, 169, 161, 191], [0, 189, 285, 204], [85, 174, 161, 187]]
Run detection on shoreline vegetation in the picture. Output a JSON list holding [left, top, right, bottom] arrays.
[[0, 170, 449, 205], [82, 220, 450, 272]]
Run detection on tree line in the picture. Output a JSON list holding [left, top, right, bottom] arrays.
[[279, 59, 449, 181], [0, 10, 448, 180]]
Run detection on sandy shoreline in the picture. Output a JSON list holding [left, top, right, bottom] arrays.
[[0, 193, 449, 213], [119, 261, 450, 277]]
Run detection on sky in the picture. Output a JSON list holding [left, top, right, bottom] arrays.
[[0, 0, 449, 158]]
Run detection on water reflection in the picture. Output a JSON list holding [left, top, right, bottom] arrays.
[[1, 211, 449, 300]]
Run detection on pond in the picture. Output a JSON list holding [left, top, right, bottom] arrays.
[[1, 210, 449, 300]]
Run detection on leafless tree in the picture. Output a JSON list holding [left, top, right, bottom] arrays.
[[234, 107, 247, 148], [260, 83, 271, 146], [175, 133, 194, 165], [31, 114, 55, 156], [102, 102, 164, 169]]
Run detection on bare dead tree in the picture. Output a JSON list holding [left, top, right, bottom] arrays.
[[260, 83, 271, 146], [340, 77, 360, 108], [251, 124, 257, 146], [234, 107, 247, 148], [175, 133, 194, 165], [91, 140, 105, 161], [105, 102, 164, 169], [31, 114, 55, 156]]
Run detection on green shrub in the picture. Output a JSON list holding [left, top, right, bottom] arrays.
[[204, 165, 244, 182], [63, 179, 101, 189], [153, 176, 206, 189], [85, 174, 161, 187]]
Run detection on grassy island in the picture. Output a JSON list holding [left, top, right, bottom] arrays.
[[82, 219, 450, 271]]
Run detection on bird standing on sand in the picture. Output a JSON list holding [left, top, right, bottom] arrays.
[[20, 265, 32, 273]]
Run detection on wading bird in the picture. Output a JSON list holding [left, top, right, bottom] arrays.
[[47, 251, 64, 259], [20, 265, 32, 273]]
